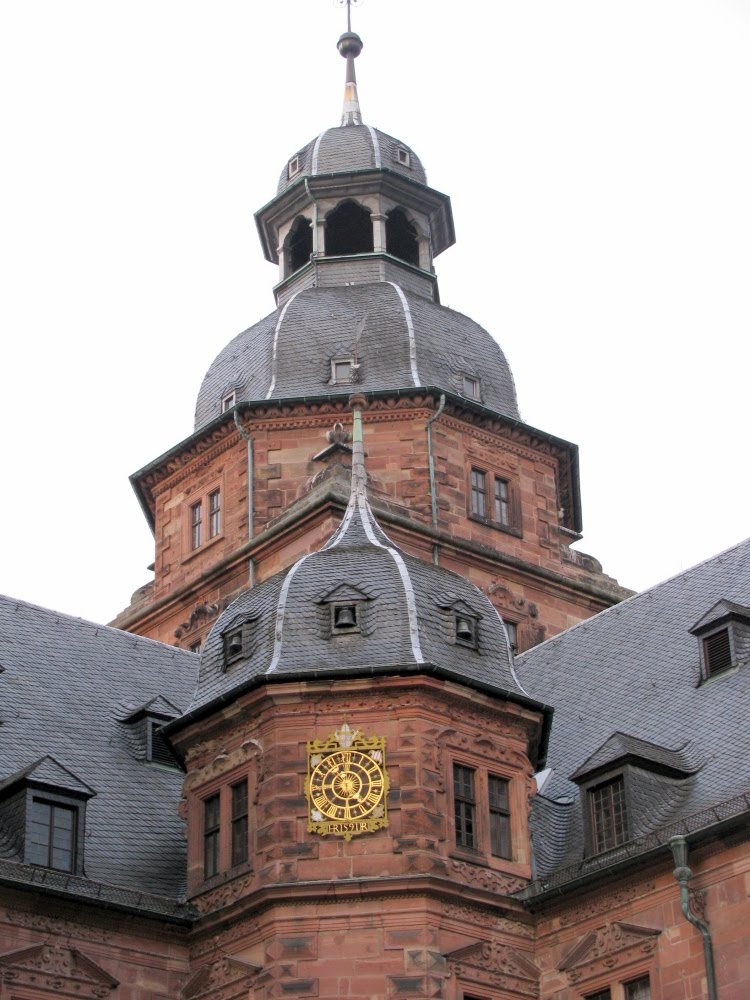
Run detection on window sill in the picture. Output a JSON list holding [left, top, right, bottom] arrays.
[[468, 513, 522, 539], [449, 847, 522, 875], [182, 532, 224, 564]]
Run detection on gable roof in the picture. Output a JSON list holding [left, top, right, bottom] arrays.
[[0, 593, 198, 899], [517, 537, 750, 880]]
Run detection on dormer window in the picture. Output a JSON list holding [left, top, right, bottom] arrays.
[[221, 392, 236, 413], [454, 612, 478, 648], [690, 599, 750, 682], [0, 756, 94, 876], [703, 628, 732, 677], [331, 357, 356, 385], [224, 627, 245, 666], [288, 155, 300, 178], [396, 146, 410, 167], [589, 776, 628, 853], [331, 602, 360, 634], [462, 374, 481, 400], [29, 799, 78, 872], [148, 719, 180, 769]]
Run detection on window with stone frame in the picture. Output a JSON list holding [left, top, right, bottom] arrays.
[[451, 761, 516, 864], [203, 793, 220, 878], [468, 465, 521, 536], [589, 775, 628, 853], [28, 798, 78, 872], [194, 767, 254, 885], [184, 479, 224, 557], [583, 975, 651, 1000]]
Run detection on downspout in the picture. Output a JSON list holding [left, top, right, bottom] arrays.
[[669, 836, 717, 1000], [233, 410, 255, 587], [426, 393, 446, 566], [304, 178, 320, 281]]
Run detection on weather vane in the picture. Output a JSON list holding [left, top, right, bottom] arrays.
[[334, 0, 363, 34]]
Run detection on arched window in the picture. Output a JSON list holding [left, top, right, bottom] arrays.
[[325, 200, 373, 257], [286, 216, 313, 274], [385, 208, 419, 267]]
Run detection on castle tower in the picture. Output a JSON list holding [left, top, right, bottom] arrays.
[[166, 395, 550, 997], [113, 22, 627, 656]]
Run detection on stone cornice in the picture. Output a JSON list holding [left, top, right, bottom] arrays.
[[129, 388, 581, 532]]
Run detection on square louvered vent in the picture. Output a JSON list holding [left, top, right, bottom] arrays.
[[149, 721, 180, 769], [704, 628, 733, 677]]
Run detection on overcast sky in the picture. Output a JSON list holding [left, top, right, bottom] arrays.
[[1, 0, 748, 626]]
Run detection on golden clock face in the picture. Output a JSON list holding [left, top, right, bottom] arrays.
[[309, 749, 385, 822], [305, 724, 389, 840]]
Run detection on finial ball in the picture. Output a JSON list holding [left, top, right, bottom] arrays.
[[337, 31, 363, 59]]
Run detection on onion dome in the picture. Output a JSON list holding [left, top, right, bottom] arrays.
[[194, 283, 519, 428], [187, 402, 536, 718]]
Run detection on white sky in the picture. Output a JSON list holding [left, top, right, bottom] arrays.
[[1, 0, 748, 626]]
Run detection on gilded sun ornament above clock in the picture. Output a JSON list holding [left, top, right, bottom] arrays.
[[305, 723, 389, 840]]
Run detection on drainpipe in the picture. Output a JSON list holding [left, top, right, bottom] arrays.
[[669, 836, 717, 1000], [426, 393, 446, 566], [233, 410, 255, 587], [304, 178, 320, 279]]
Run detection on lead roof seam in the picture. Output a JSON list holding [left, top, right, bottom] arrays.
[[266, 292, 301, 399], [387, 282, 421, 386], [266, 553, 314, 673], [356, 493, 424, 664], [365, 125, 382, 169], [311, 130, 327, 175]]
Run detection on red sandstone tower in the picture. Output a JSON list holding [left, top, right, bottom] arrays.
[[112, 19, 627, 654]]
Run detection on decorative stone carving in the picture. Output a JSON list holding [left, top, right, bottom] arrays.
[[450, 860, 527, 895], [0, 944, 118, 998], [174, 599, 230, 639], [441, 903, 534, 939], [559, 921, 660, 985], [3, 908, 110, 942], [181, 955, 260, 1000], [557, 881, 657, 927], [446, 940, 540, 997], [191, 874, 254, 914]]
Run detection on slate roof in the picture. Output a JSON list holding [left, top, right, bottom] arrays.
[[517, 537, 750, 880], [194, 283, 520, 429], [0, 594, 198, 898], [277, 125, 427, 195], [186, 426, 542, 734]]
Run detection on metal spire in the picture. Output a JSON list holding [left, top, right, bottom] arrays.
[[336, 0, 364, 126]]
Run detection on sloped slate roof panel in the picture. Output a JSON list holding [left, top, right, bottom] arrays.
[[517, 537, 750, 877], [0, 594, 198, 897], [194, 285, 520, 429]]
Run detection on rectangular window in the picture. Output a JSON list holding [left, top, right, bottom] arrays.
[[470, 469, 487, 518], [204, 794, 220, 878], [505, 621, 518, 655], [209, 490, 221, 539], [488, 775, 511, 859], [494, 477, 510, 525], [590, 776, 628, 853], [28, 799, 77, 872], [625, 978, 651, 1000], [190, 501, 203, 550], [231, 780, 249, 867], [704, 628, 732, 676], [221, 391, 236, 413], [453, 764, 477, 849]]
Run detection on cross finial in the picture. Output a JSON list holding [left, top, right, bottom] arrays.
[[335, 0, 362, 34]]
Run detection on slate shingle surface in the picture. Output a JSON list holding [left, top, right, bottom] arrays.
[[517, 538, 750, 878], [0, 595, 198, 897], [190, 496, 535, 716], [194, 284, 520, 429], [277, 125, 427, 194]]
